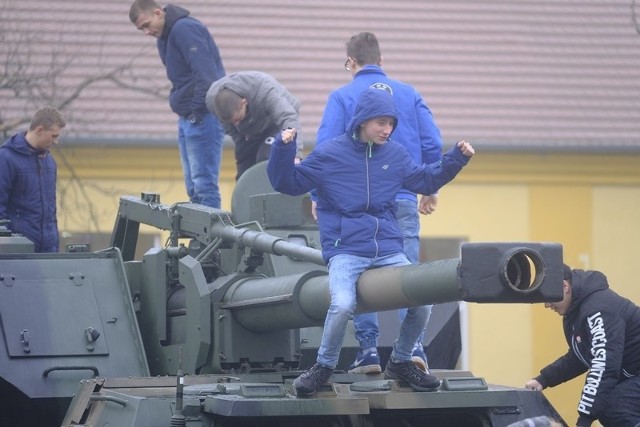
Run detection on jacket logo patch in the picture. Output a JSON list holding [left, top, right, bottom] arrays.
[[382, 164, 389, 170], [369, 82, 393, 95]]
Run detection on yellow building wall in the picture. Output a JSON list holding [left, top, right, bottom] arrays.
[[54, 146, 640, 426], [54, 146, 238, 237]]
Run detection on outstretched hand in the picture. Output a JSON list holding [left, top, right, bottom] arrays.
[[457, 140, 475, 157], [281, 127, 297, 144]]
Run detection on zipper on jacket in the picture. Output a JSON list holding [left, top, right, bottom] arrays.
[[364, 142, 379, 257], [373, 218, 379, 258]]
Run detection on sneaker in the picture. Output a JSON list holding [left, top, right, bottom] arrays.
[[411, 346, 429, 373], [384, 358, 441, 392], [293, 363, 334, 397], [347, 349, 382, 374]]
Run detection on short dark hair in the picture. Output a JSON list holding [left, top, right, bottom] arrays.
[[346, 32, 382, 67], [213, 89, 244, 122], [29, 107, 66, 131], [129, 0, 161, 23], [563, 264, 572, 282]]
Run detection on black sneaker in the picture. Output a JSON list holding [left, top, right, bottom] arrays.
[[384, 359, 441, 392], [293, 363, 334, 397]]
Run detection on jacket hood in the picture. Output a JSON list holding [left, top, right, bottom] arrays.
[[1, 132, 36, 156], [566, 268, 609, 315], [207, 71, 253, 100], [162, 4, 190, 39], [347, 88, 398, 139], [206, 72, 254, 113]]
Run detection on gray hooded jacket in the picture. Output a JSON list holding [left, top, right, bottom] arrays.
[[206, 71, 303, 157]]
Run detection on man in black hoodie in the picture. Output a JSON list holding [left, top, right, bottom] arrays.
[[525, 264, 640, 427]]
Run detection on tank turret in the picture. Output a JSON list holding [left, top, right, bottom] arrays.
[[108, 186, 561, 377]]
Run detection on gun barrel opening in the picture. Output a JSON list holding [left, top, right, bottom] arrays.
[[502, 248, 545, 293]]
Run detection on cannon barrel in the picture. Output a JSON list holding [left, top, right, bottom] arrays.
[[112, 194, 563, 335], [220, 242, 563, 333], [210, 222, 324, 265]]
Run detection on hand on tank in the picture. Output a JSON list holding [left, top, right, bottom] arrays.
[[281, 127, 296, 144], [524, 379, 543, 391], [457, 140, 475, 157]]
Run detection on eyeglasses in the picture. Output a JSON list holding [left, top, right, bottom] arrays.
[[344, 58, 351, 71]]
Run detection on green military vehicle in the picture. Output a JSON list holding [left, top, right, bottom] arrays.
[[0, 164, 566, 426]]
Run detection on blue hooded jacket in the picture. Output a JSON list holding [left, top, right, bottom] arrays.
[[316, 65, 443, 202], [268, 88, 470, 263], [158, 4, 225, 119], [0, 132, 59, 252]]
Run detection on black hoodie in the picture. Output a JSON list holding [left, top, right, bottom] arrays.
[[535, 269, 640, 426]]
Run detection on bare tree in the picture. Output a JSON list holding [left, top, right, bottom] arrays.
[[0, 0, 168, 236]]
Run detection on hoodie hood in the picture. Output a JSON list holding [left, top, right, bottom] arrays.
[[347, 88, 398, 139], [566, 268, 609, 316], [161, 4, 190, 39], [1, 132, 38, 157]]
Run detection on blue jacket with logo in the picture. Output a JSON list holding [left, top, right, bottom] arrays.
[[0, 132, 59, 252], [268, 88, 469, 263], [316, 65, 442, 202], [158, 4, 225, 119]]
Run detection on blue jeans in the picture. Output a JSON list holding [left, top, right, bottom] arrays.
[[177, 113, 224, 208], [317, 252, 429, 368], [352, 198, 432, 350]]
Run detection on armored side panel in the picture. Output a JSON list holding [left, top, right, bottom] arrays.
[[0, 248, 149, 427]]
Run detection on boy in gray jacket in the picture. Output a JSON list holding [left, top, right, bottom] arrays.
[[206, 71, 303, 180]]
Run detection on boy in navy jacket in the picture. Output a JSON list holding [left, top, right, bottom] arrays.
[[0, 107, 65, 253], [268, 88, 474, 396]]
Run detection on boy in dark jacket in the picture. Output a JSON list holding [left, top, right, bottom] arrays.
[[267, 88, 474, 397], [0, 107, 65, 252], [129, 0, 225, 208], [525, 264, 640, 427]]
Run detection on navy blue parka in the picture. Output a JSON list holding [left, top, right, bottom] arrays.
[[0, 132, 59, 252], [158, 4, 225, 120]]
